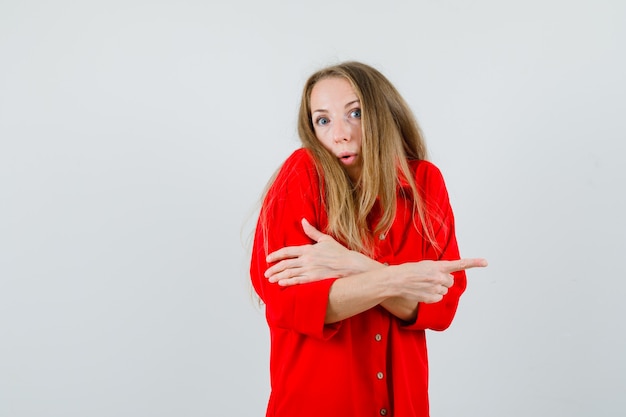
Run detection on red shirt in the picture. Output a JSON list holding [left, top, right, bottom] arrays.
[[250, 148, 466, 417]]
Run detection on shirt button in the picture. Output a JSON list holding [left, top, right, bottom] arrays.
[[380, 409, 388, 416], [377, 372, 384, 379], [375, 334, 382, 341], [379, 233, 386, 240]]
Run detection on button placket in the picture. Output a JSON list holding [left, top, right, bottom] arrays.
[[371, 315, 390, 417]]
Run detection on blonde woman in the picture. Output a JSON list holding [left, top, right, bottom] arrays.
[[250, 61, 487, 417]]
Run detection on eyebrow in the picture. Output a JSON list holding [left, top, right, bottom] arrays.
[[312, 99, 360, 114]]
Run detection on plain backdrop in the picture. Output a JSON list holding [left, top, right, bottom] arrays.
[[1, 1, 624, 416]]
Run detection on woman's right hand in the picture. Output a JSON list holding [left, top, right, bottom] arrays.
[[388, 258, 488, 304]]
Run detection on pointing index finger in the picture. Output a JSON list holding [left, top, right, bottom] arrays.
[[441, 258, 488, 273]]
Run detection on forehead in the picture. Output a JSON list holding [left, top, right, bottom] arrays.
[[310, 77, 358, 108]]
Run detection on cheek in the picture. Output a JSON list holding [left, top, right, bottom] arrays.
[[349, 120, 362, 133], [353, 125, 363, 141], [313, 129, 331, 147]]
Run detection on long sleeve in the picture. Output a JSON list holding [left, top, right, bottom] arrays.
[[401, 160, 467, 331], [250, 149, 340, 340]]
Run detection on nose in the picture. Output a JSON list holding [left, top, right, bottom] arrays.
[[332, 119, 350, 143]]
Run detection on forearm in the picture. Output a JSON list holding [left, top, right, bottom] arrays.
[[380, 297, 418, 323], [325, 268, 395, 323], [342, 254, 419, 322]]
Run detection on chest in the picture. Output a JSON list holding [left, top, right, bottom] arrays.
[[367, 196, 430, 265]]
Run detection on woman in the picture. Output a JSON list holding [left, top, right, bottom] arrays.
[[250, 61, 487, 417]]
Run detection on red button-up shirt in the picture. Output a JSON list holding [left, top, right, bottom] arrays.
[[250, 148, 466, 417]]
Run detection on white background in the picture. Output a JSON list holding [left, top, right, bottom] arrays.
[[1, 1, 624, 416]]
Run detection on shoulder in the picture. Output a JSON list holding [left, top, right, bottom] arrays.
[[268, 148, 321, 197], [408, 159, 446, 188], [276, 148, 319, 182], [404, 159, 452, 209], [280, 147, 317, 173], [259, 148, 325, 236]]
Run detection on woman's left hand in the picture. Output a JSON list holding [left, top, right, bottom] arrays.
[[265, 218, 381, 286]]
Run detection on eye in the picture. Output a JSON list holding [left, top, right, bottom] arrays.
[[349, 109, 362, 118], [315, 116, 330, 126]]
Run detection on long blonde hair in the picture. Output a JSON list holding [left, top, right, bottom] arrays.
[[268, 61, 438, 256]]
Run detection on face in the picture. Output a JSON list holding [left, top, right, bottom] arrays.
[[310, 77, 363, 182]]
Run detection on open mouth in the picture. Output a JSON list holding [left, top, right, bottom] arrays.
[[339, 154, 357, 165]]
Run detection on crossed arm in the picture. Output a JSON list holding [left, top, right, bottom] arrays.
[[265, 219, 487, 324]]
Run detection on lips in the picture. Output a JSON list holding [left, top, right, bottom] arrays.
[[338, 152, 357, 165]]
